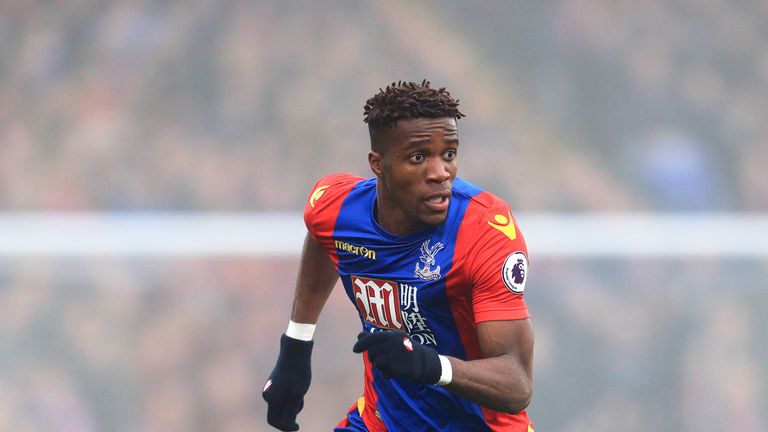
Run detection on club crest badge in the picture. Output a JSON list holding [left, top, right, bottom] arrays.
[[414, 239, 444, 281], [502, 251, 528, 293]]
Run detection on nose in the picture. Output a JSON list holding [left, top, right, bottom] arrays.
[[425, 157, 451, 183]]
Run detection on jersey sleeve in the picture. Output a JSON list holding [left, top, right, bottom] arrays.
[[465, 194, 530, 323], [302, 173, 362, 260]]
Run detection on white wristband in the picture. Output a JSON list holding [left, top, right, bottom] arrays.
[[437, 355, 453, 386], [286, 320, 316, 341]]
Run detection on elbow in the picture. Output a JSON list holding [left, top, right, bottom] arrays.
[[501, 385, 532, 414], [507, 393, 532, 415]]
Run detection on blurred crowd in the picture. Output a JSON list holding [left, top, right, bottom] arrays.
[[1, 1, 767, 432], [0, 257, 765, 431], [0, 0, 766, 212], [0, 258, 305, 432]]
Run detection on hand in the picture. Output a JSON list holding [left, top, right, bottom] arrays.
[[262, 334, 313, 431], [352, 330, 442, 385]]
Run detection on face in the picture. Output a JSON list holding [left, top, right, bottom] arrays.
[[369, 117, 459, 236]]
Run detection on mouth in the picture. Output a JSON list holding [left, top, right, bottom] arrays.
[[424, 192, 451, 212]]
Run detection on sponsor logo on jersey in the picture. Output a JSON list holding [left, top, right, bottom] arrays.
[[488, 211, 517, 241], [400, 282, 437, 345], [414, 239, 444, 281], [309, 185, 329, 208], [352, 277, 438, 345], [335, 240, 376, 260], [501, 251, 527, 294], [352, 276, 403, 330]]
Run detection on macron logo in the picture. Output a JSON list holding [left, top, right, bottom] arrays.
[[310, 185, 329, 208], [488, 211, 517, 241]]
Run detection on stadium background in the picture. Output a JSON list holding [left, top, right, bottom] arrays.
[[1, 1, 766, 431]]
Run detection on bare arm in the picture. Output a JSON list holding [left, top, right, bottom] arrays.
[[443, 319, 533, 414], [290, 232, 340, 324]]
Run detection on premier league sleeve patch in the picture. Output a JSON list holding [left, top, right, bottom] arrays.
[[501, 251, 528, 294]]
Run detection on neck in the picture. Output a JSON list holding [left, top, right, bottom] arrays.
[[375, 183, 424, 237]]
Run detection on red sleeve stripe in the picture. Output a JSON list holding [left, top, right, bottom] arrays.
[[303, 173, 360, 268], [443, 198, 485, 361]]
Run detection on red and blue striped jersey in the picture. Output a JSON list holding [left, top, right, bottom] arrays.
[[305, 173, 533, 432]]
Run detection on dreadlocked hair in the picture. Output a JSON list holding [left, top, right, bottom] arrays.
[[363, 80, 465, 128]]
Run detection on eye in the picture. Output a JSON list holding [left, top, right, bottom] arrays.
[[409, 153, 424, 163], [444, 149, 457, 160]]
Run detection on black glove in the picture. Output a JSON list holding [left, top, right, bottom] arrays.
[[352, 330, 442, 385], [262, 334, 313, 431]]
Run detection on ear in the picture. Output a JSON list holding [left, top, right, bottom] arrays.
[[368, 150, 384, 178]]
